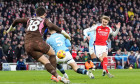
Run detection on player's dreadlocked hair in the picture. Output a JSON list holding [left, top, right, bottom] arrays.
[[36, 7, 46, 16]]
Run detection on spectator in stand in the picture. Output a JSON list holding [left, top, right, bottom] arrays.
[[7, 46, 15, 62], [11, 41, 17, 50], [82, 46, 89, 52], [16, 58, 26, 70], [124, 38, 131, 51], [0, 26, 3, 40], [75, 56, 80, 62], [83, 51, 90, 62], [113, 42, 120, 51], [115, 49, 122, 67], [2, 41, 9, 55], [0, 56, 7, 63], [116, 61, 123, 69], [0, 45, 4, 59], [128, 51, 137, 68], [122, 49, 129, 68], [0, 37, 5, 46], [85, 60, 94, 70], [130, 43, 139, 52], [108, 48, 113, 56], [15, 44, 24, 61], [128, 8, 134, 21], [21, 54, 26, 63], [79, 53, 85, 62], [24, 53, 33, 62], [119, 40, 125, 51]]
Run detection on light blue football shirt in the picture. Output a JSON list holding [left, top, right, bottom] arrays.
[[47, 33, 71, 54]]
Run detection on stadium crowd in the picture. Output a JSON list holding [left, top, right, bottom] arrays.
[[0, 0, 140, 68]]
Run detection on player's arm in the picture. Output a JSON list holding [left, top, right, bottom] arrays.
[[83, 25, 97, 37], [65, 39, 71, 47], [6, 18, 28, 33], [12, 18, 28, 27], [45, 19, 61, 33], [110, 22, 121, 36], [83, 32, 90, 42], [45, 19, 70, 40], [84, 36, 88, 42]]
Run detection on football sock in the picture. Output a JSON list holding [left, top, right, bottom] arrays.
[[77, 68, 87, 75], [106, 69, 109, 73], [103, 57, 109, 73], [57, 64, 65, 74], [49, 55, 56, 69], [45, 63, 57, 77]]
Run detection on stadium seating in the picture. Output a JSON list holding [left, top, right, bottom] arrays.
[[0, 0, 139, 69]]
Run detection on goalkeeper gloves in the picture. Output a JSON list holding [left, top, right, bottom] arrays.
[[6, 25, 16, 33]]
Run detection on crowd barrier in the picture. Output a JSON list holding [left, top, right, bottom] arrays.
[[1, 56, 128, 71]]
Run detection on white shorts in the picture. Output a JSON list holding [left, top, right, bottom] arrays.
[[56, 51, 75, 64], [89, 47, 94, 55], [94, 45, 108, 58]]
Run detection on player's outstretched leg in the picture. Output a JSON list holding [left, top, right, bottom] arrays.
[[38, 55, 70, 84], [69, 62, 94, 79], [100, 53, 114, 78], [57, 64, 69, 79], [47, 47, 57, 69], [46, 47, 70, 83], [77, 68, 94, 79]]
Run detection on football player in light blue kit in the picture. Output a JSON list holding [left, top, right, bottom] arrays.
[[47, 29, 94, 79], [44, 28, 69, 80], [84, 30, 96, 61]]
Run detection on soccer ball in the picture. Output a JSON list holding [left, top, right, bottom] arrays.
[[129, 67, 133, 69], [57, 50, 66, 59]]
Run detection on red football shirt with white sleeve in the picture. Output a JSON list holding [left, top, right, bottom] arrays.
[[84, 24, 119, 46]]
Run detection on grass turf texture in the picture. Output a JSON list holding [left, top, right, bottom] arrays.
[[0, 69, 139, 84]]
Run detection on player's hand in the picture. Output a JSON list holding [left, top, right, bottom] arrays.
[[115, 22, 121, 29], [64, 34, 71, 40], [6, 25, 15, 33], [87, 36, 90, 40], [61, 30, 71, 40]]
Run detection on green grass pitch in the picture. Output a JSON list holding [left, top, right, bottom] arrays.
[[0, 69, 140, 84]]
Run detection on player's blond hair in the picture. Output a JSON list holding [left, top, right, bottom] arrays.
[[92, 23, 96, 26], [101, 15, 110, 22]]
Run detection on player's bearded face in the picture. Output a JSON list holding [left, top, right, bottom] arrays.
[[102, 19, 109, 27]]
